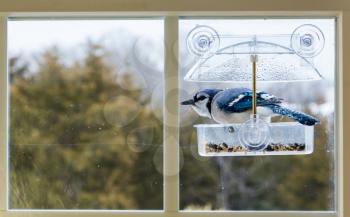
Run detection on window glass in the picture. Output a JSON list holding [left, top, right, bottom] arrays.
[[8, 19, 164, 210], [179, 18, 336, 211]]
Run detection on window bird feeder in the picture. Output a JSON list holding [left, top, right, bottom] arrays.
[[185, 24, 324, 156]]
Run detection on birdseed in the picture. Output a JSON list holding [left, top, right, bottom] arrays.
[[205, 142, 306, 153]]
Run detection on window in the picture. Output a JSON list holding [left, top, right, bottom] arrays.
[[8, 19, 164, 210], [179, 18, 336, 211], [0, 9, 345, 217]]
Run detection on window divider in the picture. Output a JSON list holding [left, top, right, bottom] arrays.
[[164, 16, 180, 212]]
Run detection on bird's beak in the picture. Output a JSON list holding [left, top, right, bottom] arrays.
[[181, 99, 195, 105]]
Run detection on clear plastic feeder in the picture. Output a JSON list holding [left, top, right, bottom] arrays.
[[185, 24, 322, 157], [195, 122, 314, 156]]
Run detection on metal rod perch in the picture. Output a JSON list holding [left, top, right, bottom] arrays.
[[251, 54, 257, 115]]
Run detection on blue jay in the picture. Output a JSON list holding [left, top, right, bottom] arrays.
[[181, 88, 319, 126]]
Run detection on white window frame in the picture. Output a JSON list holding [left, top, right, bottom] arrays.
[[0, 7, 346, 217]]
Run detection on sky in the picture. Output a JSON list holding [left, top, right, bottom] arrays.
[[8, 19, 163, 54]]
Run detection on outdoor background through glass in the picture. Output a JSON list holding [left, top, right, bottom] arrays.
[[7, 18, 337, 211], [8, 19, 164, 209], [179, 19, 336, 211]]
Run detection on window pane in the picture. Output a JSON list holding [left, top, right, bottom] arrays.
[[8, 19, 164, 210], [179, 18, 336, 211]]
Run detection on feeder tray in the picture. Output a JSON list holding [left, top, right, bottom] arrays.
[[195, 122, 314, 156]]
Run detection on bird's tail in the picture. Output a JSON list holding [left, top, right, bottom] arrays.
[[267, 104, 319, 126]]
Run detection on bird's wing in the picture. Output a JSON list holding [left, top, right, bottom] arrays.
[[214, 89, 283, 113]]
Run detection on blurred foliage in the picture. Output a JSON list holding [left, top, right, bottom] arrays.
[[9, 41, 334, 211], [10, 43, 163, 209]]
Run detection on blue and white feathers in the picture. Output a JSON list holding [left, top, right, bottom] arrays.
[[181, 88, 319, 126]]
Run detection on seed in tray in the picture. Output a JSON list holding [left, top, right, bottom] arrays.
[[219, 143, 228, 149], [208, 143, 218, 149], [205, 143, 306, 153]]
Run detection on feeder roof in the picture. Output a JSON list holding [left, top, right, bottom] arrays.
[[185, 41, 323, 82], [185, 24, 325, 82]]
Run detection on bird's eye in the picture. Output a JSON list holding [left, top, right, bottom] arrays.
[[196, 95, 207, 101]]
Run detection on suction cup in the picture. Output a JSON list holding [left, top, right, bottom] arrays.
[[238, 115, 271, 151], [186, 25, 220, 56], [291, 24, 325, 58]]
